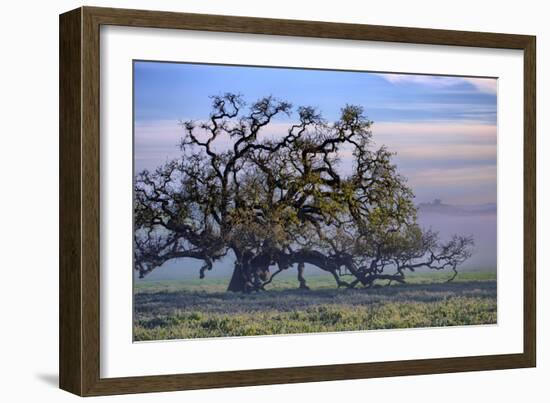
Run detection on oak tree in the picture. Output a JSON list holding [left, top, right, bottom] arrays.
[[134, 93, 473, 292]]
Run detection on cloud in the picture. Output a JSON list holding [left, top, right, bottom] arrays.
[[408, 165, 496, 188], [394, 144, 496, 161], [376, 73, 497, 94], [135, 119, 497, 205], [134, 120, 299, 172], [378, 74, 460, 87], [135, 119, 497, 169], [462, 78, 497, 94], [374, 121, 497, 143]]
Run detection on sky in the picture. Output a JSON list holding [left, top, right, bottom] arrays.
[[134, 61, 497, 205]]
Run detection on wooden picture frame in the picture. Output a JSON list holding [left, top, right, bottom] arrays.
[[59, 6, 536, 396]]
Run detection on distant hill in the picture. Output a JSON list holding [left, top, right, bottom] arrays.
[[418, 199, 496, 216]]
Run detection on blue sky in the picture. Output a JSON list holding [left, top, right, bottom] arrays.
[[134, 61, 497, 205]]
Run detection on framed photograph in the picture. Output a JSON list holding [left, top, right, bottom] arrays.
[[59, 6, 536, 396]]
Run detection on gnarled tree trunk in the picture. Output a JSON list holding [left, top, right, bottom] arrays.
[[227, 262, 247, 292]]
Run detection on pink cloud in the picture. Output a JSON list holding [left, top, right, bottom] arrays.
[[376, 73, 497, 94], [408, 166, 496, 188]]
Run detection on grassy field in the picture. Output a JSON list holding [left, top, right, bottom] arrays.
[[134, 271, 497, 341]]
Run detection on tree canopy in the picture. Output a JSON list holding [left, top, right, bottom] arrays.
[[134, 93, 474, 292]]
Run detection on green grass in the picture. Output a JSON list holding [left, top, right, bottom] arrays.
[[134, 270, 497, 341], [134, 270, 496, 294]]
